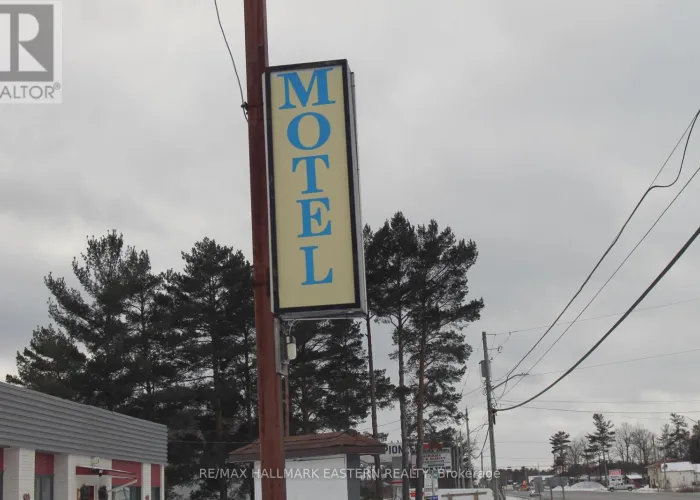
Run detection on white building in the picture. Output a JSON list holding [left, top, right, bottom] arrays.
[[645, 461, 698, 490], [0, 382, 167, 500]]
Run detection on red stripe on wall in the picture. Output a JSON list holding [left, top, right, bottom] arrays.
[[35, 453, 54, 475], [0, 448, 4, 471], [150, 465, 161, 487], [112, 461, 142, 487]]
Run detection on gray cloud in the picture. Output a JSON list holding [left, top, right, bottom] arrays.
[[2, 0, 700, 469]]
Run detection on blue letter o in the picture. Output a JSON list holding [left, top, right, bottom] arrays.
[[287, 112, 331, 150]]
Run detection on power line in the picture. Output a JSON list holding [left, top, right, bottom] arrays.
[[493, 347, 700, 382], [480, 427, 490, 454], [491, 296, 700, 336], [213, 0, 248, 121], [358, 418, 401, 432], [498, 346, 700, 379], [502, 319, 700, 400], [504, 156, 700, 399], [459, 361, 474, 397], [500, 108, 699, 381], [497, 219, 700, 412], [495, 441, 545, 444], [470, 410, 489, 454], [463, 384, 484, 397], [516, 406, 700, 415], [502, 398, 700, 404]]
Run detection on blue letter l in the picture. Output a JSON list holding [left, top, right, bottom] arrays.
[[300, 246, 332, 285]]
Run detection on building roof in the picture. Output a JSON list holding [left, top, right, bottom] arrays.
[[646, 460, 679, 469], [0, 381, 167, 464], [646, 461, 694, 472], [228, 431, 386, 462], [625, 474, 643, 480]]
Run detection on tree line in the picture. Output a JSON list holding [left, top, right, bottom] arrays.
[[7, 211, 484, 500], [549, 413, 700, 479]]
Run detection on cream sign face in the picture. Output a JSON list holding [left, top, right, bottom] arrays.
[[264, 59, 366, 319]]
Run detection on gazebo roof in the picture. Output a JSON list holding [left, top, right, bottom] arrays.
[[228, 431, 385, 462]]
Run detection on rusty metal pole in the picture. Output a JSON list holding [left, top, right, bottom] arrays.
[[243, 0, 287, 499]]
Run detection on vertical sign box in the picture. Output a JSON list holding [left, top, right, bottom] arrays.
[[264, 59, 366, 319]]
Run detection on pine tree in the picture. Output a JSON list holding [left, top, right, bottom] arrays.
[[368, 212, 418, 500], [8, 232, 264, 498], [407, 220, 483, 500], [322, 320, 394, 430], [168, 238, 254, 500], [120, 248, 183, 422], [363, 224, 385, 500], [287, 319, 393, 434], [6, 325, 86, 400], [583, 442, 597, 480], [659, 424, 671, 461], [586, 414, 615, 481], [549, 431, 571, 472], [667, 413, 690, 460], [33, 231, 135, 410], [689, 422, 700, 463], [9, 232, 187, 420]]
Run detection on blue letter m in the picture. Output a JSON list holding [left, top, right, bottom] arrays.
[[277, 67, 336, 110]]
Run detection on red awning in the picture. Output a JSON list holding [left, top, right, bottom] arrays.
[[76, 466, 137, 478]]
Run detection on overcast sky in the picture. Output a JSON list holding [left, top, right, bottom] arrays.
[[2, 0, 700, 470]]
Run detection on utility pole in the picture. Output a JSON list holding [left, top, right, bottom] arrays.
[[482, 332, 499, 500], [465, 406, 472, 488], [243, 1, 287, 499], [480, 451, 484, 488], [455, 441, 461, 489]]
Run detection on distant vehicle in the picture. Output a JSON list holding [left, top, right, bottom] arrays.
[[608, 479, 635, 492], [528, 488, 540, 497]]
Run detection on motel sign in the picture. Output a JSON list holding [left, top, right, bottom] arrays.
[[264, 60, 366, 319]]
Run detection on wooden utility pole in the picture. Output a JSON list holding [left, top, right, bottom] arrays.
[[465, 406, 472, 488], [243, 0, 287, 499], [482, 332, 499, 500], [366, 314, 382, 500], [480, 451, 484, 487]]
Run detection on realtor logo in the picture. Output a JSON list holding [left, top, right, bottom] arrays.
[[0, 1, 62, 103]]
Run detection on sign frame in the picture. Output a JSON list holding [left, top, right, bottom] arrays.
[[411, 446, 452, 471], [263, 59, 367, 320]]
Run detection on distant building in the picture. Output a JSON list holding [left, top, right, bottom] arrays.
[[624, 473, 643, 487], [645, 461, 698, 490], [527, 475, 554, 484]]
